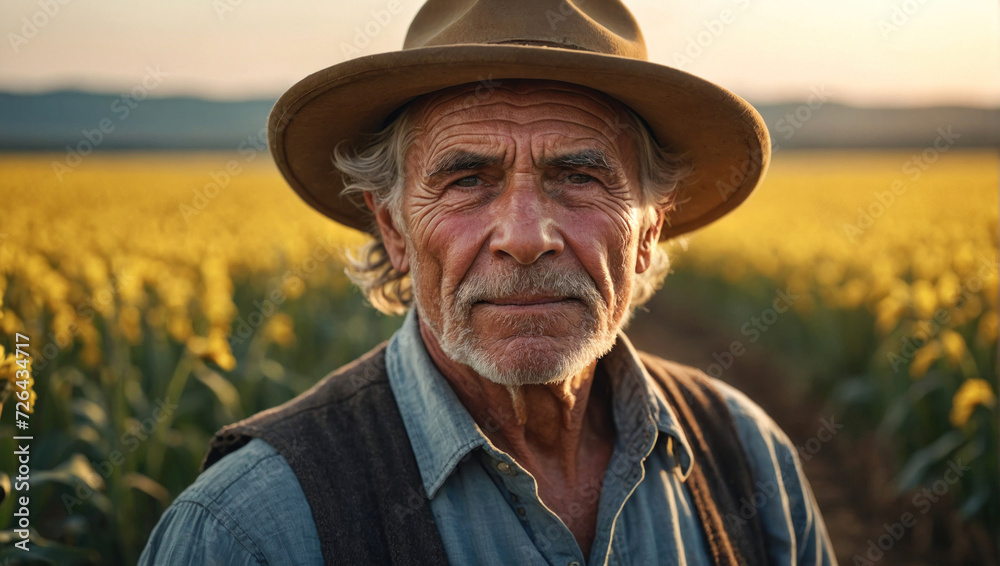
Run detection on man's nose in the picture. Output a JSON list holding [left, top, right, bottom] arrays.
[[488, 176, 564, 264]]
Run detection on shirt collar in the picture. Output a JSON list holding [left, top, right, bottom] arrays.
[[601, 331, 694, 479], [385, 309, 487, 498], [385, 309, 695, 499]]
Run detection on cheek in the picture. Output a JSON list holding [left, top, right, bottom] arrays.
[[562, 205, 639, 302], [557, 187, 638, 244], [406, 200, 487, 297]]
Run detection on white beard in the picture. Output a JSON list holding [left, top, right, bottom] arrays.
[[411, 258, 623, 387]]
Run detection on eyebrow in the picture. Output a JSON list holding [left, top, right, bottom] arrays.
[[426, 148, 617, 180], [427, 150, 502, 178], [541, 149, 613, 172]]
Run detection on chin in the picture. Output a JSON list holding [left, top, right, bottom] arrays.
[[442, 326, 619, 387]]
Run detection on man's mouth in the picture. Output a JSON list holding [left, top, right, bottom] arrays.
[[478, 295, 575, 307]]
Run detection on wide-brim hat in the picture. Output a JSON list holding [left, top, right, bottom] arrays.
[[268, 0, 770, 240]]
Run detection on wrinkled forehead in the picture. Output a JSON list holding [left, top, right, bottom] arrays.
[[398, 80, 646, 178], [406, 79, 637, 144]]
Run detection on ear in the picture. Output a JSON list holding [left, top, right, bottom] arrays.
[[635, 209, 664, 274], [365, 192, 410, 274]]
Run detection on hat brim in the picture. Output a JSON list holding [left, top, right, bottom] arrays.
[[268, 44, 770, 240]]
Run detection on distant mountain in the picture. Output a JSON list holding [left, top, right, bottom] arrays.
[[756, 103, 999, 149], [0, 90, 997, 151], [0, 91, 274, 151]]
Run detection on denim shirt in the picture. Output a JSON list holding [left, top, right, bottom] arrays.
[[140, 309, 836, 565]]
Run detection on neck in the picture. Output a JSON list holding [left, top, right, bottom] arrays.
[[417, 318, 615, 477]]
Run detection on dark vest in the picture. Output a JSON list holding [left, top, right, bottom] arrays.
[[203, 344, 768, 566]]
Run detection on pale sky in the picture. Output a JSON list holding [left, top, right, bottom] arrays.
[[1, 0, 998, 107]]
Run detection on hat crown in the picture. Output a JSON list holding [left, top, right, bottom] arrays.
[[403, 0, 647, 60]]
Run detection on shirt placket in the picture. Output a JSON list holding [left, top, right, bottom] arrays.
[[590, 418, 659, 565], [588, 358, 663, 566], [478, 449, 588, 566]]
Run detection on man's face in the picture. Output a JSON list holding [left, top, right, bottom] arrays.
[[377, 80, 661, 386]]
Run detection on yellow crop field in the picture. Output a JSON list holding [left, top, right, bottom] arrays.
[[0, 150, 996, 563]]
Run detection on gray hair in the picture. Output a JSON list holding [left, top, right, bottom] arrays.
[[333, 97, 690, 316]]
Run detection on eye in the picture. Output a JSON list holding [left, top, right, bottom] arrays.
[[453, 175, 482, 188], [566, 173, 595, 184]]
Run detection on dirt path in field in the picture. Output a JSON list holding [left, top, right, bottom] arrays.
[[629, 298, 957, 566]]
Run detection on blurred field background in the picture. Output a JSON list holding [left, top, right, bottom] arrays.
[[2, 0, 998, 563], [0, 148, 996, 564]]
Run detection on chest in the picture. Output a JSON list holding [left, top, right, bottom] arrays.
[[429, 442, 712, 566], [535, 467, 608, 557]]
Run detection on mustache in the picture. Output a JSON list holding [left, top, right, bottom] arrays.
[[455, 265, 603, 309]]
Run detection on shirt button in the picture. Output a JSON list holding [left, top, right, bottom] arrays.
[[568, 562, 581, 566], [516, 507, 526, 517]]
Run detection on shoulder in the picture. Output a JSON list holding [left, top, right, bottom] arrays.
[[639, 349, 795, 464], [708, 378, 837, 565], [140, 438, 322, 565], [709, 378, 795, 452], [237, 343, 391, 427], [181, 437, 310, 520], [204, 343, 390, 469], [639, 350, 835, 563], [703, 377, 806, 491]]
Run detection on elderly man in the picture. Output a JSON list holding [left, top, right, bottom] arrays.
[[142, 1, 835, 565]]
